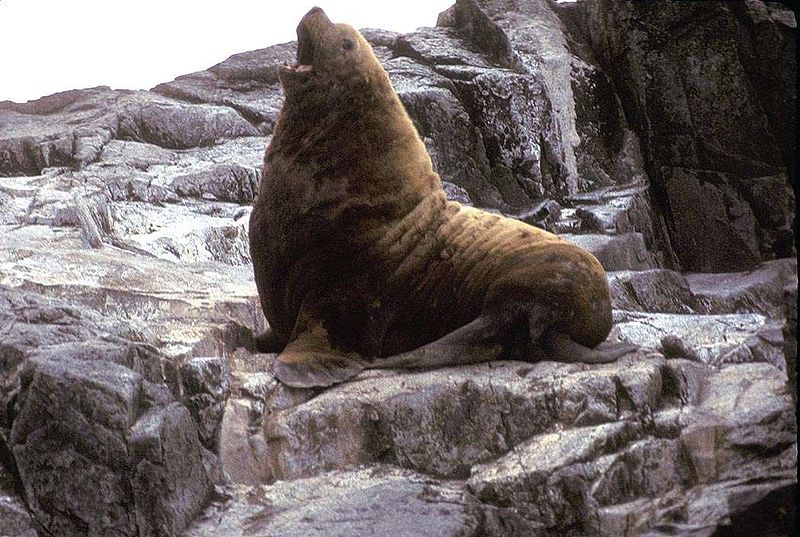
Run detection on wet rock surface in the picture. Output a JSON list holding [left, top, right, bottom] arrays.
[[0, 1, 795, 536]]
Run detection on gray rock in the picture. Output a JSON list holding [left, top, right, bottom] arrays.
[[153, 43, 294, 133], [693, 363, 795, 477], [218, 397, 271, 485], [360, 28, 401, 49], [117, 101, 258, 150], [129, 404, 214, 537], [686, 258, 798, 317], [180, 357, 231, 451], [11, 356, 143, 536], [0, 288, 127, 428], [452, 68, 557, 203], [783, 284, 797, 403], [105, 174, 180, 204], [448, 0, 582, 194], [0, 448, 36, 537], [581, 1, 795, 270], [562, 232, 658, 271], [112, 204, 252, 265], [561, 181, 670, 265], [0, 494, 36, 537], [396, 26, 493, 68], [609, 269, 698, 313], [0, 88, 117, 175], [0, 89, 260, 177], [10, 356, 216, 537], [664, 168, 763, 271], [642, 475, 796, 537], [260, 356, 665, 481], [169, 163, 260, 204], [100, 140, 178, 170], [468, 422, 689, 534], [614, 310, 786, 370], [441, 181, 472, 204], [183, 466, 484, 537]]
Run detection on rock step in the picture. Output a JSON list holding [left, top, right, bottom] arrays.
[[561, 232, 658, 271], [183, 467, 491, 537], [467, 360, 793, 533], [0, 460, 35, 537], [238, 357, 667, 483], [686, 258, 798, 318], [9, 356, 217, 537], [609, 258, 798, 318], [554, 184, 658, 246], [196, 358, 793, 537], [614, 310, 785, 370]]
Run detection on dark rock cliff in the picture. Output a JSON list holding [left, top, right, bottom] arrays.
[[0, 1, 795, 536]]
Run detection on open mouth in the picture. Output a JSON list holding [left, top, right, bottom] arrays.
[[283, 17, 316, 75], [280, 8, 332, 83]]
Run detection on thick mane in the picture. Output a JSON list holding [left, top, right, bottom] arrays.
[[267, 28, 440, 228]]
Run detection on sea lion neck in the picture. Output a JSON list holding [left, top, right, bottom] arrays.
[[265, 8, 442, 231], [268, 77, 441, 222]]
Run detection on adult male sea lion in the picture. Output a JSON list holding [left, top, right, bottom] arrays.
[[249, 7, 634, 388]]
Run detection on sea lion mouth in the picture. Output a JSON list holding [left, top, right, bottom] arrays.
[[281, 7, 331, 79], [296, 19, 315, 69]]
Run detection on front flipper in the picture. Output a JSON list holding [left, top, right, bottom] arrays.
[[274, 318, 366, 388], [255, 327, 283, 353]]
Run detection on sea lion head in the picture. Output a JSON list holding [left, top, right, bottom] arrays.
[[279, 7, 390, 99]]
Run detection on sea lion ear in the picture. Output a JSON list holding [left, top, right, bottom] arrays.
[[273, 316, 366, 388]]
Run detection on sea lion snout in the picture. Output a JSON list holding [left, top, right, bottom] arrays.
[[281, 8, 333, 90], [297, 7, 334, 56], [280, 8, 383, 96], [301, 6, 328, 23]]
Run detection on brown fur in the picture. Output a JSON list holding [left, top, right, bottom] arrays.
[[249, 8, 623, 387]]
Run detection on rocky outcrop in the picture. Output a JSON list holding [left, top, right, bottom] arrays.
[[12, 356, 214, 537], [577, 0, 796, 272], [0, 1, 795, 536]]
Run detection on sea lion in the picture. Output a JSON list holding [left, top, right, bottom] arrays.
[[249, 7, 634, 388]]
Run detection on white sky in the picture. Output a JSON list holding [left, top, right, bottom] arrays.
[[0, 0, 454, 103]]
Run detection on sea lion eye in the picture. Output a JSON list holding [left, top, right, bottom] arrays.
[[342, 38, 355, 51]]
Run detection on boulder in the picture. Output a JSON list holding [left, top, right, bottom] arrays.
[[580, 0, 796, 270]]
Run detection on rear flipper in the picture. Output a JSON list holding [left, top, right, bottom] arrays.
[[543, 332, 637, 364], [367, 316, 505, 370]]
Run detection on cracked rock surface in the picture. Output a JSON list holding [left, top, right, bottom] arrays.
[[0, 0, 795, 536]]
